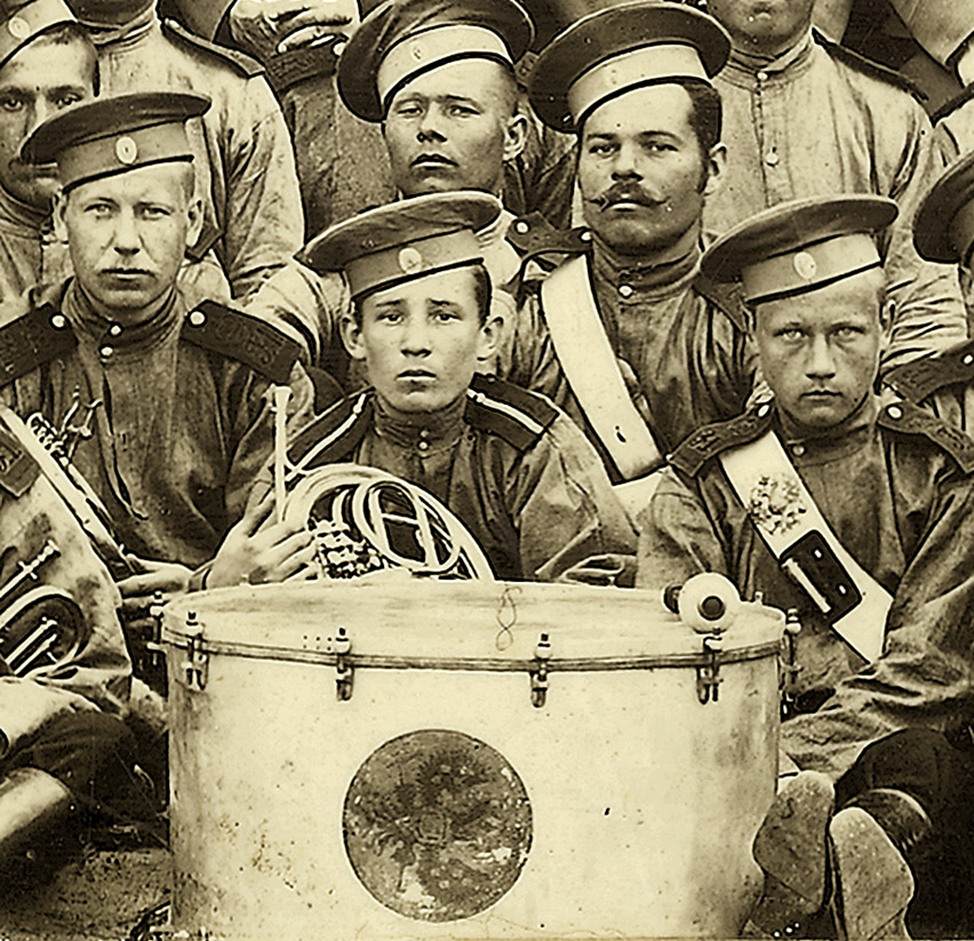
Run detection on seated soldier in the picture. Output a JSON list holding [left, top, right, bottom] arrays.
[[887, 149, 974, 429], [243, 0, 538, 378], [0, 408, 137, 880], [637, 195, 974, 939], [1, 92, 325, 638], [207, 192, 635, 587]]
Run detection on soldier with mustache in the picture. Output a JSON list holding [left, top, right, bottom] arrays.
[[507, 1, 758, 520]]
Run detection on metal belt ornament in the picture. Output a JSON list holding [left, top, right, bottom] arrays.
[[540, 256, 663, 508], [719, 430, 890, 663]]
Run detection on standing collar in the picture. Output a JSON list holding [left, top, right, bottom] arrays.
[[373, 392, 467, 451], [63, 278, 182, 352], [776, 390, 879, 450], [590, 227, 702, 296], [724, 29, 815, 82]]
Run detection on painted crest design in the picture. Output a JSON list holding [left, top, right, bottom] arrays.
[[748, 474, 806, 536], [344, 729, 532, 921]]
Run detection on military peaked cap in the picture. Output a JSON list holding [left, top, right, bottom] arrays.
[[528, 0, 729, 132], [337, 0, 533, 121], [0, 0, 77, 69], [701, 195, 897, 305], [22, 91, 209, 191], [914, 150, 974, 266], [301, 191, 501, 299]]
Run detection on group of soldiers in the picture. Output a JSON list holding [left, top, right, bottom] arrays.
[[2, 0, 974, 937]]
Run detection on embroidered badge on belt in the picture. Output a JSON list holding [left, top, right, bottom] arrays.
[[748, 474, 806, 537]]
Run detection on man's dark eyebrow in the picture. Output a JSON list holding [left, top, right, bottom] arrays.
[[427, 298, 464, 310], [583, 131, 618, 142]]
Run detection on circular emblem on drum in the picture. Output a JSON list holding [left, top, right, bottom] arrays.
[[343, 729, 532, 922], [115, 136, 138, 165]]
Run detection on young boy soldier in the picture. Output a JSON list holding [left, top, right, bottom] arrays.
[[702, 0, 967, 369], [245, 0, 536, 375], [510, 1, 756, 514], [637, 195, 974, 939], [1, 92, 322, 613], [207, 192, 634, 587]]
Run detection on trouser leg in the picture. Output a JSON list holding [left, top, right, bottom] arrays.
[[835, 728, 974, 938]]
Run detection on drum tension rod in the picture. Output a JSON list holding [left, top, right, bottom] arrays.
[[335, 626, 354, 702], [182, 612, 208, 692], [530, 633, 551, 708], [779, 608, 803, 720], [696, 633, 724, 705]]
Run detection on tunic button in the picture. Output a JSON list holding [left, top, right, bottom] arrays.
[[765, 149, 779, 167], [757, 71, 769, 82], [50, 314, 67, 330], [887, 404, 903, 420], [514, 220, 529, 234], [792, 444, 806, 457], [189, 310, 207, 327], [109, 323, 122, 337], [100, 345, 113, 359], [618, 284, 634, 298], [417, 440, 430, 451], [964, 353, 974, 366], [757, 403, 771, 418], [579, 230, 593, 242]]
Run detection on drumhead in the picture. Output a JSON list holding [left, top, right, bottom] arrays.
[[163, 579, 783, 663]]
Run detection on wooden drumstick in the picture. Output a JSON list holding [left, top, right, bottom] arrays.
[[272, 385, 292, 525]]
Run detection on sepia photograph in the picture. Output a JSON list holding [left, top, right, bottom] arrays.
[[0, 0, 970, 938]]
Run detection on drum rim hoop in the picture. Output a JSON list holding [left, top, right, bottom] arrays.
[[160, 631, 781, 672]]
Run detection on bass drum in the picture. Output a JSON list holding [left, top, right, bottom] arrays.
[[163, 580, 783, 940]]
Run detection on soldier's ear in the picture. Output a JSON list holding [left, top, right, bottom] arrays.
[[341, 312, 367, 360], [702, 142, 727, 199], [503, 111, 529, 164], [879, 296, 894, 350], [53, 189, 68, 243], [477, 307, 504, 361], [185, 196, 204, 249]]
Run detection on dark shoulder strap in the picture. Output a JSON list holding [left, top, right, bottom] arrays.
[[180, 301, 302, 384], [465, 374, 558, 450], [0, 303, 76, 387], [879, 398, 974, 474], [669, 404, 775, 477]]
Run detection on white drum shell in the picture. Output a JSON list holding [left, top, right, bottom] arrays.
[[164, 580, 783, 940]]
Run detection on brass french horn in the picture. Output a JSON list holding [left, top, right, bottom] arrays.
[[281, 464, 494, 581]]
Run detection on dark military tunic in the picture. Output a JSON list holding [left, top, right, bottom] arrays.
[[0, 279, 319, 567], [637, 393, 974, 779], [282, 375, 635, 580], [507, 230, 757, 478]]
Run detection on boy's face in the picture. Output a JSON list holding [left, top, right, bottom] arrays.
[[344, 266, 496, 414], [752, 268, 888, 430]]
